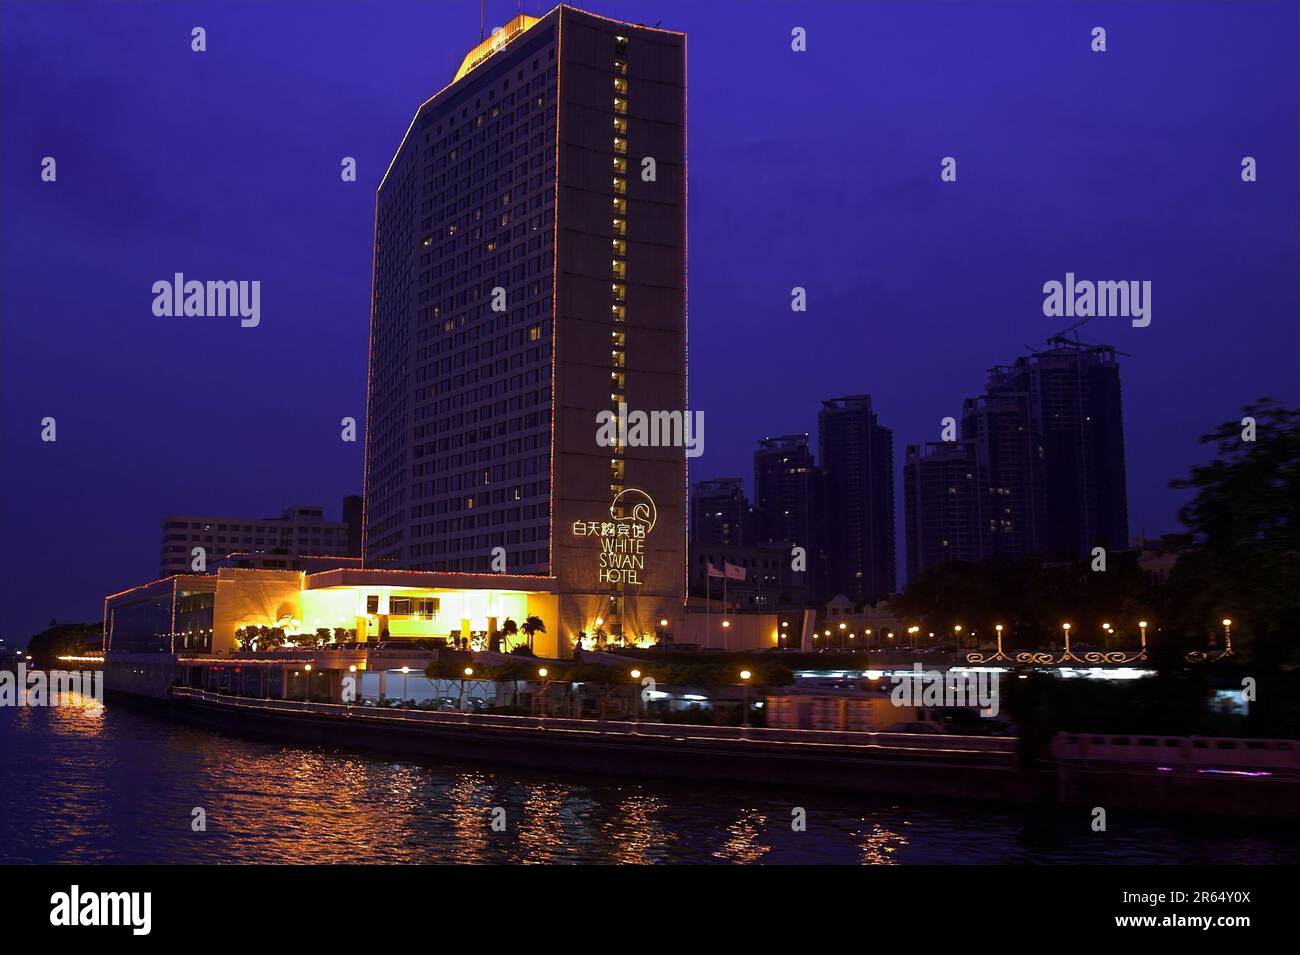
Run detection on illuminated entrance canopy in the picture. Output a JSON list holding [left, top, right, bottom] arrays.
[[572, 489, 656, 586]]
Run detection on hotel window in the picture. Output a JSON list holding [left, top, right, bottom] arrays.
[[612, 259, 626, 280], [390, 597, 412, 615], [612, 217, 627, 236], [612, 283, 626, 301], [613, 117, 627, 135], [612, 198, 627, 215], [611, 305, 626, 322], [614, 58, 628, 75], [611, 372, 625, 388], [614, 35, 628, 55], [611, 330, 625, 346], [612, 157, 627, 175], [612, 238, 626, 256], [612, 177, 627, 195], [613, 77, 628, 95], [610, 459, 625, 481], [528, 324, 541, 341], [613, 97, 628, 115], [611, 350, 625, 368], [613, 137, 627, 155]]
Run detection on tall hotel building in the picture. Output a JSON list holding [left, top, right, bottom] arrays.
[[363, 7, 687, 648]]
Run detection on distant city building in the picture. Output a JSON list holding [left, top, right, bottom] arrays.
[[1134, 532, 1196, 580], [159, 502, 357, 577], [689, 542, 806, 611], [343, 495, 363, 558], [753, 434, 823, 600], [962, 380, 1042, 559], [904, 339, 1130, 576], [818, 396, 896, 604], [1013, 341, 1129, 558], [903, 440, 987, 578], [690, 477, 751, 547]]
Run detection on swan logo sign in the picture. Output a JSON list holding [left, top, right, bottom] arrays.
[[571, 489, 656, 586]]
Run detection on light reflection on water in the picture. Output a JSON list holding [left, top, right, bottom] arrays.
[[2, 702, 1297, 864]]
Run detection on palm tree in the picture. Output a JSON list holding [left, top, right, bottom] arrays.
[[520, 615, 546, 650], [498, 617, 519, 652]]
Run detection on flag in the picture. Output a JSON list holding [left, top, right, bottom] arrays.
[[724, 561, 747, 581], [707, 562, 724, 578]]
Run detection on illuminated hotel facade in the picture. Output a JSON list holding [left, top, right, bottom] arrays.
[[363, 6, 687, 651], [104, 7, 689, 689]]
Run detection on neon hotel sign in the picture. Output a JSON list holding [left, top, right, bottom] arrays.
[[572, 489, 656, 586]]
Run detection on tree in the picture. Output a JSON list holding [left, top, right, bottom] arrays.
[[1165, 399, 1300, 663], [496, 617, 518, 652], [519, 615, 546, 651]]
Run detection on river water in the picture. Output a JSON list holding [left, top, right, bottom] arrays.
[[3, 700, 1296, 864]]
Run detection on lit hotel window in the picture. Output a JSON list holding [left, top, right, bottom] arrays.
[[613, 117, 627, 135], [613, 97, 628, 115], [613, 137, 627, 155], [528, 324, 541, 341], [612, 259, 626, 279], [614, 58, 628, 75], [611, 305, 625, 322], [612, 283, 626, 301], [613, 77, 628, 94], [613, 217, 627, 236], [615, 35, 628, 55], [613, 157, 627, 175], [612, 238, 626, 257], [612, 177, 627, 195], [612, 198, 626, 215]]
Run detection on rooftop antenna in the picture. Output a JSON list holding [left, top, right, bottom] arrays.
[[480, 0, 485, 40]]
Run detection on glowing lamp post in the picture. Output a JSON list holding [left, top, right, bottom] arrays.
[[1062, 623, 1072, 657], [1139, 620, 1148, 652], [739, 669, 753, 729], [630, 669, 642, 723], [994, 624, 1004, 657], [1221, 618, 1233, 653], [536, 667, 550, 718]]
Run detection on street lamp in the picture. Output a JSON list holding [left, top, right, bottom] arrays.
[[630, 669, 643, 723], [739, 669, 753, 728], [1139, 620, 1148, 652], [1221, 618, 1233, 653], [953, 625, 963, 650], [994, 623, 1004, 657], [1062, 622, 1072, 656], [399, 665, 409, 703], [536, 666, 550, 717]]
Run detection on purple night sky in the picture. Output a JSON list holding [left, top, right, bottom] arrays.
[[2, 1, 1296, 643]]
